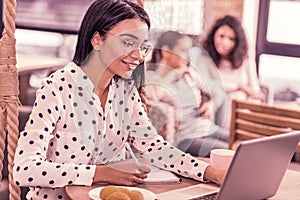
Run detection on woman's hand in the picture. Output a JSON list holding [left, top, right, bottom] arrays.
[[93, 160, 150, 186], [199, 100, 213, 119], [239, 85, 265, 100], [203, 165, 226, 185]]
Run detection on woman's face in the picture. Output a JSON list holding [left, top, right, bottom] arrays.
[[213, 25, 236, 59], [99, 18, 150, 78], [167, 36, 193, 69]]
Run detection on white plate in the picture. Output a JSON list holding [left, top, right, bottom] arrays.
[[88, 186, 156, 200]]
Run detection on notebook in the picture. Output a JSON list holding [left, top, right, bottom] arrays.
[[156, 131, 300, 200], [144, 165, 181, 184]]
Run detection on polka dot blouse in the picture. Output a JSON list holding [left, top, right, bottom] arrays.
[[13, 62, 209, 199]]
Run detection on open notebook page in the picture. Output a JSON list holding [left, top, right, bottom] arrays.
[[144, 165, 181, 184]]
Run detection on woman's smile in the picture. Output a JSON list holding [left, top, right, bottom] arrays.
[[122, 59, 139, 70]]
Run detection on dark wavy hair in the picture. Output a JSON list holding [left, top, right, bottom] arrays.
[[202, 15, 248, 69], [73, 0, 151, 90], [148, 31, 185, 71]]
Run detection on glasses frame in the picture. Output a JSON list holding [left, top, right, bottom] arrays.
[[103, 31, 152, 58]]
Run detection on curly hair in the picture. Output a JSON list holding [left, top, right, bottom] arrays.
[[202, 15, 248, 69]]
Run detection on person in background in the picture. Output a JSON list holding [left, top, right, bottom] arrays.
[[189, 43, 225, 122], [146, 31, 227, 158], [13, 1, 225, 199], [201, 15, 264, 130], [189, 45, 228, 142]]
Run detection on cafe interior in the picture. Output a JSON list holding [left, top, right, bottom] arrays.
[[0, 0, 300, 199]]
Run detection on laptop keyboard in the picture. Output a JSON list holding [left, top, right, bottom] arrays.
[[189, 192, 218, 200]]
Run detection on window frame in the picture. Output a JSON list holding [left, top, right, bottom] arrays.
[[256, 0, 300, 68]]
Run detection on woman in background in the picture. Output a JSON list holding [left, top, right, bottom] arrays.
[[202, 15, 264, 130], [13, 1, 224, 199]]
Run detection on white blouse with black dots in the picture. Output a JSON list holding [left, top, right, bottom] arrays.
[[13, 62, 209, 199]]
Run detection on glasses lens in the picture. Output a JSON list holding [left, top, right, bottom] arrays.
[[121, 39, 152, 57], [140, 43, 152, 56], [123, 40, 136, 52]]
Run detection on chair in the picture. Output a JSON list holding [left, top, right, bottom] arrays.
[[229, 99, 300, 162]]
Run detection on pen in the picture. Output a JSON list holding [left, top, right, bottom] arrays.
[[124, 142, 139, 163]]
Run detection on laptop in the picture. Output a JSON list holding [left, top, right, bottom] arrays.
[[156, 131, 300, 200]]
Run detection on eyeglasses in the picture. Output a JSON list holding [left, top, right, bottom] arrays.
[[121, 39, 152, 57], [105, 32, 152, 57]]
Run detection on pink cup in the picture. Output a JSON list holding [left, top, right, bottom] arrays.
[[210, 149, 235, 170]]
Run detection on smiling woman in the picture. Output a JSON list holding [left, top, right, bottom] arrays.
[[12, 0, 225, 199]]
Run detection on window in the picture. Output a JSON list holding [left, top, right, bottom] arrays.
[[144, 0, 205, 35], [16, 0, 93, 34], [256, 0, 300, 103], [267, 0, 300, 45]]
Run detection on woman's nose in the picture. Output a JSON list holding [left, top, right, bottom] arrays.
[[222, 38, 233, 47], [130, 49, 144, 60]]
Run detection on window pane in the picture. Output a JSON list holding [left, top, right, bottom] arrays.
[[259, 54, 300, 103], [267, 0, 300, 45], [16, 0, 93, 32], [144, 0, 204, 35]]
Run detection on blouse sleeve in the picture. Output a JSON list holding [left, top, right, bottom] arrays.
[[13, 77, 95, 188], [128, 87, 209, 182]]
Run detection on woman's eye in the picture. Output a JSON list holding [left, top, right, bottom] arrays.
[[123, 40, 135, 48], [140, 44, 149, 51]]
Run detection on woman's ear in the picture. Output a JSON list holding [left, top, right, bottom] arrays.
[[161, 45, 171, 59], [91, 32, 103, 51]]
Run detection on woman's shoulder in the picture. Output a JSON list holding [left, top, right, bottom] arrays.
[[48, 62, 79, 78], [40, 62, 87, 91], [45, 62, 89, 84]]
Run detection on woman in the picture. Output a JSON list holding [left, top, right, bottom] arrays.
[[13, 1, 224, 199], [202, 15, 264, 129], [146, 31, 227, 157]]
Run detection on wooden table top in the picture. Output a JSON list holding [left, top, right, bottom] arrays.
[[65, 169, 300, 200], [65, 176, 200, 200]]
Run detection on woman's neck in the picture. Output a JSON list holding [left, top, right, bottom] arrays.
[[220, 54, 230, 60], [81, 52, 114, 110], [81, 52, 113, 92]]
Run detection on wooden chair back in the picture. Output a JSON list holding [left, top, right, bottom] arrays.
[[229, 99, 300, 162]]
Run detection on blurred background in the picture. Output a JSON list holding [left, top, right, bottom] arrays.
[[1, 0, 300, 104]]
